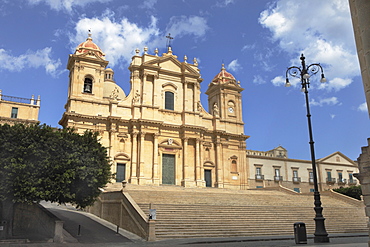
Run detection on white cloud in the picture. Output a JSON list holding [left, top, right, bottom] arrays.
[[70, 15, 161, 67], [330, 114, 336, 119], [309, 97, 340, 107], [242, 43, 256, 51], [70, 14, 208, 67], [140, 0, 157, 10], [215, 0, 234, 8], [358, 102, 368, 112], [318, 77, 352, 91], [259, 0, 360, 91], [271, 76, 285, 86], [0, 47, 62, 77], [166, 16, 208, 39], [271, 75, 300, 87], [27, 0, 112, 12], [253, 75, 266, 84], [227, 59, 241, 72]]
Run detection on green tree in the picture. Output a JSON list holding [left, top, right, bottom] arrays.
[[0, 124, 112, 237], [333, 185, 362, 200]]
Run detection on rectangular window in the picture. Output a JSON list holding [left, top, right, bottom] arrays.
[[309, 171, 314, 183], [275, 169, 280, 177], [116, 163, 126, 182], [11, 107, 18, 118], [327, 171, 332, 179], [165, 91, 174, 110], [293, 170, 298, 178], [256, 167, 261, 175], [338, 172, 343, 180]]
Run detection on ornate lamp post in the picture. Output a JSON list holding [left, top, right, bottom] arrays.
[[285, 54, 329, 243]]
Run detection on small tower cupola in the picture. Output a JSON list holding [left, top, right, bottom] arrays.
[[75, 33, 105, 58], [104, 68, 114, 82], [211, 64, 237, 86]]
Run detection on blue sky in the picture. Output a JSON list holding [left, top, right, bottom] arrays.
[[0, 0, 368, 161]]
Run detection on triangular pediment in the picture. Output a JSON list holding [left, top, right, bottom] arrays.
[[143, 55, 200, 76], [318, 152, 356, 166]]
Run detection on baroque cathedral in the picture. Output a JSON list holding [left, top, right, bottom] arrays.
[[59, 34, 249, 190]]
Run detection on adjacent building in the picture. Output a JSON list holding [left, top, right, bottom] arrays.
[[0, 90, 40, 125], [247, 146, 358, 193]]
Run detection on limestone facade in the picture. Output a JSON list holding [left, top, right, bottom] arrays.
[[247, 146, 359, 193], [0, 90, 40, 125], [59, 34, 249, 189]]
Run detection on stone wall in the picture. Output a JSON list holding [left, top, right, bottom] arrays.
[[12, 203, 63, 242]]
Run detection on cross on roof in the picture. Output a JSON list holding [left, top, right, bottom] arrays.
[[166, 33, 174, 49]]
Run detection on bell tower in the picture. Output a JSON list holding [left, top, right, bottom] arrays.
[[206, 64, 244, 134], [65, 33, 109, 113]]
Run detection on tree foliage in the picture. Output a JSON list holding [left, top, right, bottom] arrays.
[[333, 185, 362, 200], [0, 124, 112, 208]]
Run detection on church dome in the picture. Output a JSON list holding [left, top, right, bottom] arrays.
[[211, 64, 236, 84], [103, 81, 126, 100], [75, 33, 105, 58]]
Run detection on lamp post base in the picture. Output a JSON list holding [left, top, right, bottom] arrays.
[[314, 234, 330, 243], [313, 192, 330, 243]]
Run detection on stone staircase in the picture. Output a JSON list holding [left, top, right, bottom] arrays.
[[113, 184, 368, 240]]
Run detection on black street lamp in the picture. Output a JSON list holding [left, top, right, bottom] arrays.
[[285, 54, 329, 243]]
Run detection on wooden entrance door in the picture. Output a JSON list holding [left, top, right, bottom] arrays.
[[116, 163, 126, 182], [162, 154, 175, 185], [205, 169, 212, 187]]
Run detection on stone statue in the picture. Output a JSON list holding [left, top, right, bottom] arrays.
[[213, 102, 219, 117]]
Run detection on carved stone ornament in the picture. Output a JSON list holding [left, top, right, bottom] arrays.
[[110, 87, 119, 100]]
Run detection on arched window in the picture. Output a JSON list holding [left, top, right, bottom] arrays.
[[84, 78, 93, 93], [165, 91, 174, 110]]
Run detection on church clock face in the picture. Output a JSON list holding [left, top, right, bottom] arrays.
[[228, 107, 234, 113]]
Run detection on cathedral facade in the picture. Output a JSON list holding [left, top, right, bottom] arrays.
[[59, 34, 249, 189]]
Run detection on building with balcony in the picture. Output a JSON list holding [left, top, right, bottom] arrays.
[[247, 146, 358, 193], [0, 90, 40, 125]]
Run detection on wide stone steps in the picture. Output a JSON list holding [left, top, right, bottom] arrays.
[[123, 185, 367, 240]]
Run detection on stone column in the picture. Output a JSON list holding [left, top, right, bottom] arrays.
[[195, 138, 202, 185], [139, 132, 146, 181], [354, 138, 370, 246], [215, 137, 224, 188], [130, 132, 138, 184], [182, 137, 188, 186], [152, 133, 160, 185]]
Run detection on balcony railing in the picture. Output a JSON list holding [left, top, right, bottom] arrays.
[[309, 178, 314, 184], [348, 179, 357, 185], [337, 178, 347, 185], [274, 176, 283, 182], [326, 177, 336, 184], [293, 177, 301, 183], [255, 174, 264, 181]]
